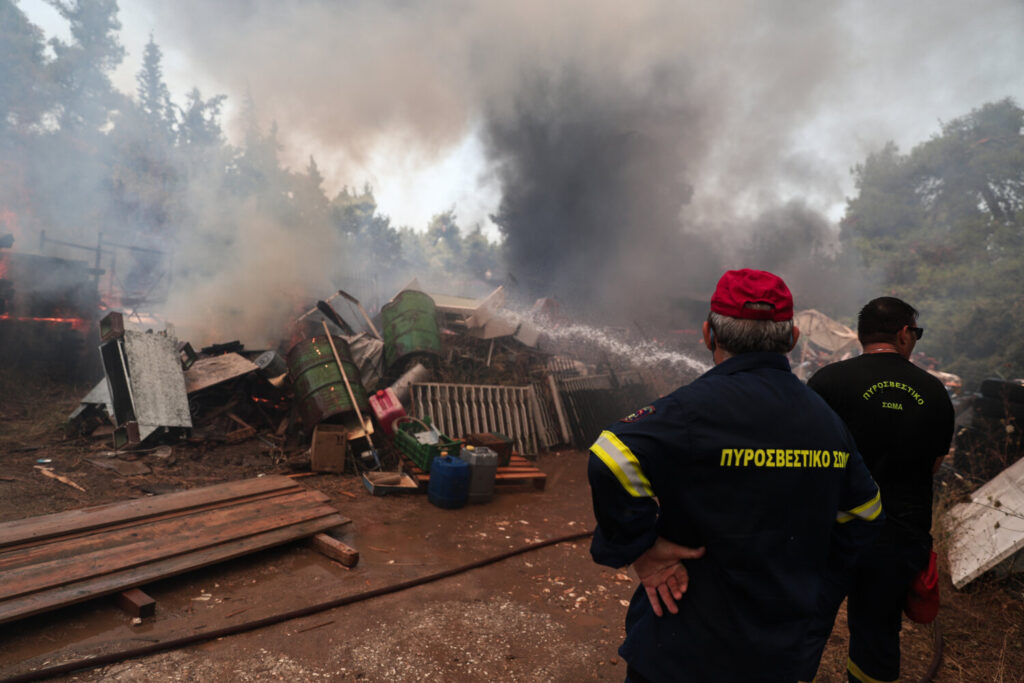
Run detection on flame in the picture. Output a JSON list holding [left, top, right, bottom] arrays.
[[0, 314, 90, 333]]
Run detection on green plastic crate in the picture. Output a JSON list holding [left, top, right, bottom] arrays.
[[394, 415, 463, 473]]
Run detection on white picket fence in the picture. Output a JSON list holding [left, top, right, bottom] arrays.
[[409, 382, 556, 455]]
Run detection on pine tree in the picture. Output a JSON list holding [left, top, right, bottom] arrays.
[[136, 34, 174, 139], [48, 0, 126, 131]]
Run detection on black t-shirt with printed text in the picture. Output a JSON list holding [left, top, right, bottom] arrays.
[[808, 353, 954, 538]]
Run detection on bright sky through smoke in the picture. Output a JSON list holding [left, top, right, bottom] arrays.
[[19, 0, 1023, 239], [19, 0, 500, 234]]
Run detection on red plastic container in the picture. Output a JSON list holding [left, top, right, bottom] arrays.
[[369, 387, 407, 437]]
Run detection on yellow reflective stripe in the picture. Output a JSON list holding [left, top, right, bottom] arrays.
[[590, 430, 654, 498], [849, 489, 883, 518], [591, 441, 641, 497], [603, 430, 655, 496], [837, 489, 882, 524], [847, 656, 898, 683]]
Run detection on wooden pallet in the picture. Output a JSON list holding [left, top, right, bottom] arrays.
[[402, 454, 547, 491], [0, 475, 349, 625]]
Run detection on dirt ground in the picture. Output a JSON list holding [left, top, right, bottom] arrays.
[[1, 371, 1022, 682]]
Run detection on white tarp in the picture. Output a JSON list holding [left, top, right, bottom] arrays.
[[343, 332, 385, 392], [793, 309, 860, 355], [465, 286, 518, 339], [425, 285, 540, 348]]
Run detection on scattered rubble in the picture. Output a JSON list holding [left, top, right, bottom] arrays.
[[67, 283, 680, 486]]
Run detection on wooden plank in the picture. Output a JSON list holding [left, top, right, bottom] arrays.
[[115, 587, 156, 618], [0, 476, 300, 549], [496, 472, 547, 490], [0, 487, 315, 558], [502, 388, 515, 441], [226, 412, 257, 431], [308, 533, 359, 567], [0, 514, 346, 625], [471, 386, 482, 434], [461, 386, 473, 436], [400, 454, 546, 490], [183, 353, 259, 394], [2, 495, 340, 601], [1, 494, 341, 600], [34, 467, 86, 492], [512, 388, 526, 454], [502, 391, 518, 453], [524, 388, 539, 454], [0, 490, 332, 572], [225, 425, 257, 443], [498, 456, 536, 470]]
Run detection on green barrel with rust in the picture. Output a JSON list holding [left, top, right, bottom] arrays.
[[287, 334, 370, 426], [380, 290, 441, 370]]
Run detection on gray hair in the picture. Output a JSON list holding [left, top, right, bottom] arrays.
[[708, 304, 795, 355]]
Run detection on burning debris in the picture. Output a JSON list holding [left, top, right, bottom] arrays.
[[0, 246, 101, 381], [63, 280, 696, 498]]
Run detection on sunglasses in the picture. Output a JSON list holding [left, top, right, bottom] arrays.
[[907, 326, 924, 340]]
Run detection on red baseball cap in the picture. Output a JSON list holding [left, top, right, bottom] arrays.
[[710, 269, 793, 321]]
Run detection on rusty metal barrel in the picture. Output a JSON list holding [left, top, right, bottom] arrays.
[[287, 334, 370, 426], [380, 290, 441, 370]]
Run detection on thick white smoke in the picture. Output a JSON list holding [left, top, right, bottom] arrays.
[[137, 0, 1022, 221], [15, 0, 1024, 341]]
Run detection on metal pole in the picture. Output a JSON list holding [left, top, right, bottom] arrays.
[[321, 321, 374, 449], [547, 374, 572, 445], [296, 291, 344, 323]]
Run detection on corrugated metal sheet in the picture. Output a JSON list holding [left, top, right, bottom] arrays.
[[100, 329, 192, 445]]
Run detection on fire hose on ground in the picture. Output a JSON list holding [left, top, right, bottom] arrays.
[[0, 529, 943, 683]]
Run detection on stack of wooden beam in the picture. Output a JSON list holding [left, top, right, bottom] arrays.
[[0, 475, 348, 625]]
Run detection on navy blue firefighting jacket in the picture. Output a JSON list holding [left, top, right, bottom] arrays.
[[588, 352, 882, 682]]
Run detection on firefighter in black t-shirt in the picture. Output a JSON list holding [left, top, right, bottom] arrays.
[[799, 297, 954, 683]]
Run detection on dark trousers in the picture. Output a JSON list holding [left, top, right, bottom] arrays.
[[799, 532, 923, 683], [844, 543, 917, 682]]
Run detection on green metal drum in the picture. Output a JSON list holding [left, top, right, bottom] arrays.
[[287, 334, 370, 426], [380, 290, 441, 370]]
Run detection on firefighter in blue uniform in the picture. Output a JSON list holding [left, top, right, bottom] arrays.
[[588, 269, 883, 683]]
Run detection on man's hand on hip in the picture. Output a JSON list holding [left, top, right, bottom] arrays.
[[632, 537, 706, 617]]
